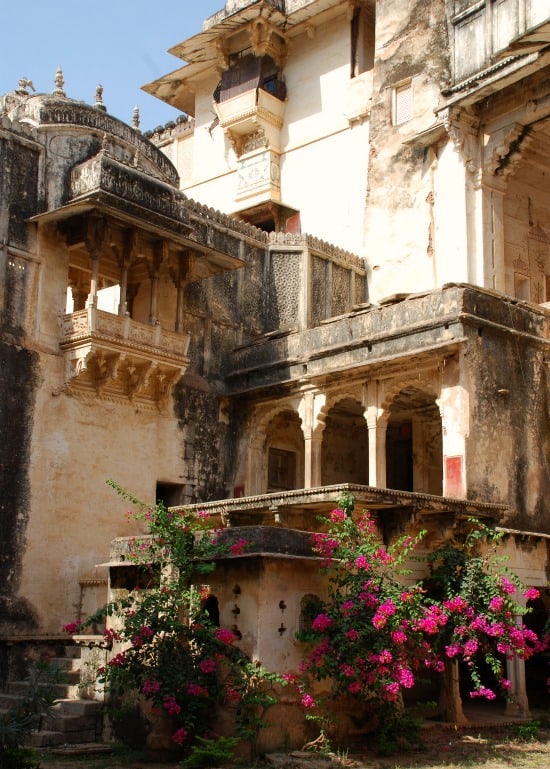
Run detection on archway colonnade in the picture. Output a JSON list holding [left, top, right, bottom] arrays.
[[241, 362, 469, 499]]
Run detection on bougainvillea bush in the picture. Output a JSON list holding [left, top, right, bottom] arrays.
[[66, 482, 280, 756], [295, 494, 548, 751]]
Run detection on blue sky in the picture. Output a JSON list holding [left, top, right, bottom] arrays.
[[1, 1, 222, 130]]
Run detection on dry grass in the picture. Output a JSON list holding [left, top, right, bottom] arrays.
[[37, 721, 550, 769]]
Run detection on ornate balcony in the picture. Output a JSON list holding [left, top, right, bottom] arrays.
[[214, 87, 286, 155], [60, 307, 190, 408]]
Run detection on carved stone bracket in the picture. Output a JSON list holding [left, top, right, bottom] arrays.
[[441, 106, 482, 187], [483, 122, 534, 182], [60, 307, 189, 409]]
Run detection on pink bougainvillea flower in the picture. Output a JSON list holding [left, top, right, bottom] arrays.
[[443, 596, 467, 613], [229, 537, 249, 555], [301, 693, 316, 708], [163, 695, 182, 715], [142, 678, 161, 695], [312, 613, 332, 632], [355, 554, 370, 570], [489, 596, 505, 612], [199, 658, 217, 674], [108, 652, 128, 668], [187, 683, 209, 697], [63, 620, 82, 634], [215, 627, 237, 645], [524, 588, 540, 601], [499, 577, 516, 595], [226, 687, 240, 704], [172, 727, 188, 745], [470, 687, 496, 700], [330, 508, 346, 523]]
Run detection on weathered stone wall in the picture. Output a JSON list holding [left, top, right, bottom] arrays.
[[365, 0, 451, 301], [458, 290, 550, 530], [0, 132, 41, 632]]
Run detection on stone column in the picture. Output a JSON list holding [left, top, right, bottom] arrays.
[[505, 607, 530, 717], [299, 389, 325, 488], [86, 251, 99, 309], [364, 381, 386, 488], [482, 181, 506, 293], [247, 440, 264, 496], [149, 241, 165, 324]]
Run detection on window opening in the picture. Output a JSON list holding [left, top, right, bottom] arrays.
[[156, 482, 184, 508], [351, 4, 375, 77], [268, 447, 296, 491], [393, 81, 413, 126], [299, 594, 323, 634]]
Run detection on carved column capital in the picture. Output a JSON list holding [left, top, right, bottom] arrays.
[[442, 106, 482, 187]]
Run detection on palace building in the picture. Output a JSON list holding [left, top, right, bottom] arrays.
[[1, 0, 549, 744]]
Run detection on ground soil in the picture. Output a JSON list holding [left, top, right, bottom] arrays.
[[36, 721, 550, 769]]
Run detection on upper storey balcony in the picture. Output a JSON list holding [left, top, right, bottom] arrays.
[[450, 0, 550, 84], [213, 53, 287, 155]]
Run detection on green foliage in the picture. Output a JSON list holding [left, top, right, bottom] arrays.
[[296, 498, 547, 754], [0, 659, 64, 768], [513, 720, 540, 742], [0, 746, 40, 769], [374, 707, 424, 756], [74, 481, 284, 755], [180, 735, 239, 769]]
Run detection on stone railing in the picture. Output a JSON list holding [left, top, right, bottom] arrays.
[[60, 308, 190, 407]]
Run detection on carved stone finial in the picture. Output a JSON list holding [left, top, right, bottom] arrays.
[[53, 66, 66, 96], [17, 78, 35, 95], [132, 104, 140, 132], [94, 84, 107, 112]]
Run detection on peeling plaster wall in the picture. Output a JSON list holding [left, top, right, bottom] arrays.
[[365, 0, 451, 301]]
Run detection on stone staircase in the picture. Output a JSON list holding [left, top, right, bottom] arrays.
[[0, 642, 104, 747]]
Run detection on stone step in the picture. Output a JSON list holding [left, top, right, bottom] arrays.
[[51, 698, 103, 716], [0, 692, 23, 710], [26, 730, 66, 748], [8, 681, 81, 699], [50, 656, 81, 673]]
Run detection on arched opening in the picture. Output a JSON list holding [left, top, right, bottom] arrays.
[[201, 594, 220, 627], [265, 409, 304, 492], [386, 386, 442, 495], [321, 398, 369, 485], [524, 594, 550, 707], [299, 594, 323, 635]]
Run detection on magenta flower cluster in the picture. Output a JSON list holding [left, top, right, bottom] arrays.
[[298, 508, 548, 716]]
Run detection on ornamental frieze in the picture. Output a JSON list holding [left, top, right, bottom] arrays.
[[70, 154, 189, 226], [38, 104, 178, 185]]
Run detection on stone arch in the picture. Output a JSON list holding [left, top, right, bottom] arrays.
[[252, 403, 304, 493], [320, 395, 369, 486], [381, 380, 443, 495]]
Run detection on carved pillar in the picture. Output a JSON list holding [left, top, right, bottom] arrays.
[[86, 252, 100, 309], [441, 107, 482, 285], [149, 241, 166, 324], [171, 250, 194, 333], [364, 381, 386, 488], [299, 389, 325, 489], [438, 358, 468, 499], [118, 231, 139, 316], [247, 440, 264, 496], [84, 216, 108, 310]]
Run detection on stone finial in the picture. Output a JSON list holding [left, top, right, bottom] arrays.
[[17, 78, 35, 95], [132, 104, 140, 132], [94, 84, 107, 112], [53, 66, 66, 97]]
